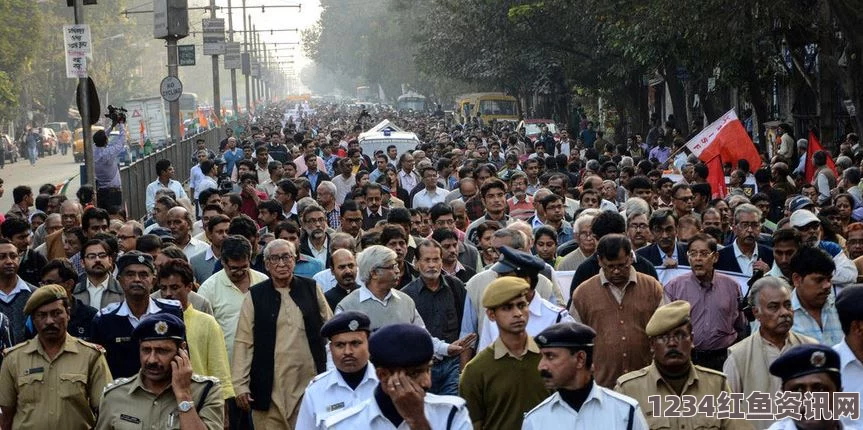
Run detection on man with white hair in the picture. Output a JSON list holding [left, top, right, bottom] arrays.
[[334, 245, 470, 363], [557, 215, 596, 271], [316, 181, 341, 230], [232, 239, 332, 428]]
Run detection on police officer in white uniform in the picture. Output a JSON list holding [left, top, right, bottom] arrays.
[[322, 323, 472, 429], [476, 246, 572, 350], [296, 311, 378, 429], [523, 321, 649, 430]]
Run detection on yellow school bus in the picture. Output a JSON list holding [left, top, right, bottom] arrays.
[[454, 92, 519, 124]]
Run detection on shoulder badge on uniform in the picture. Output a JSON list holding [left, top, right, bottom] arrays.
[[322, 400, 369, 427], [100, 302, 122, 315], [693, 364, 728, 379], [191, 374, 221, 384], [154, 298, 182, 308], [524, 393, 556, 417], [75, 338, 106, 353], [309, 369, 333, 386], [103, 377, 133, 394], [2, 342, 26, 357], [542, 299, 563, 312], [616, 367, 649, 385]]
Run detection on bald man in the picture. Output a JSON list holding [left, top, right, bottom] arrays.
[[324, 249, 360, 311], [44, 200, 84, 260], [166, 207, 209, 259]]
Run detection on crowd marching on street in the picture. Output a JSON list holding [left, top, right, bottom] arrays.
[[3, 100, 863, 430]]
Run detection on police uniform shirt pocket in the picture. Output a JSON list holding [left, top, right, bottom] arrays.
[[643, 413, 672, 430], [16, 373, 44, 403], [59, 373, 89, 406]]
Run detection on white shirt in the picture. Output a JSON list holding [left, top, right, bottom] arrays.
[[296, 364, 379, 429], [322, 393, 472, 430], [732, 240, 759, 277], [145, 179, 188, 212], [332, 174, 355, 205], [834, 339, 863, 412], [768, 416, 863, 429], [0, 278, 31, 304], [398, 169, 419, 193], [197, 268, 269, 363], [110, 298, 180, 328], [412, 187, 446, 209], [189, 164, 204, 194], [477, 292, 573, 351], [182, 237, 210, 260], [523, 384, 649, 430], [86, 276, 110, 309], [308, 237, 329, 264], [314, 269, 365, 293]]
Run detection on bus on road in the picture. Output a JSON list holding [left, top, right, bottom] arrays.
[[454, 92, 519, 124]]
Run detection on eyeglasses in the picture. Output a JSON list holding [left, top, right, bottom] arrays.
[[686, 250, 715, 259], [578, 232, 595, 239], [267, 254, 296, 265], [601, 262, 630, 273], [376, 263, 399, 271], [654, 332, 691, 344], [736, 221, 761, 231], [84, 252, 109, 260], [799, 222, 821, 233], [628, 223, 649, 231]]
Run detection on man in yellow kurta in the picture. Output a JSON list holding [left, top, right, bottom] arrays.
[[155, 258, 235, 402], [232, 239, 332, 428]]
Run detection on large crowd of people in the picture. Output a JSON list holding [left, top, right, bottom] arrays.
[[0, 101, 862, 429]]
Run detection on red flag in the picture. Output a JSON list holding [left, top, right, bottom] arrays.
[[804, 131, 837, 183], [706, 155, 728, 199], [684, 109, 762, 172]]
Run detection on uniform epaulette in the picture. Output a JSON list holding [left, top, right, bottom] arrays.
[[75, 338, 106, 353], [423, 393, 466, 407], [2, 342, 26, 356], [601, 386, 641, 407], [524, 393, 556, 417], [191, 374, 221, 384], [99, 302, 122, 315], [154, 298, 182, 308], [103, 377, 133, 394], [309, 369, 334, 386], [616, 367, 649, 385], [694, 364, 727, 379], [541, 299, 563, 312]]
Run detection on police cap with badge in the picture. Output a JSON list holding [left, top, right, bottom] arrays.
[[23, 284, 68, 316], [769, 344, 841, 385], [132, 313, 186, 343], [116, 250, 156, 275], [535, 322, 596, 352], [368, 323, 433, 369], [645, 300, 691, 337], [321, 311, 371, 339], [491, 246, 545, 278]]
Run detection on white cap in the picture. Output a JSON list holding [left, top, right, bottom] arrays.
[[790, 209, 820, 228]]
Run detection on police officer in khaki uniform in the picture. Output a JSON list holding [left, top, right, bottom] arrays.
[[614, 301, 753, 430], [0, 284, 112, 430], [95, 313, 224, 430]]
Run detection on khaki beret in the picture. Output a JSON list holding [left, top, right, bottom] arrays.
[[645, 300, 691, 337], [23, 284, 68, 316], [482, 277, 529, 309]]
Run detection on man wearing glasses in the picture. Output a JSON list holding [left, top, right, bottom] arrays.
[[664, 234, 747, 370], [715, 203, 774, 276], [232, 239, 332, 428], [615, 301, 750, 430], [787, 209, 858, 286], [670, 183, 694, 219]]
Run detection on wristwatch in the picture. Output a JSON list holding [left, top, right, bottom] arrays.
[[178, 400, 195, 413]]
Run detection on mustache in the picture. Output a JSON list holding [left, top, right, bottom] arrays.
[[665, 350, 683, 357], [540, 370, 553, 378]]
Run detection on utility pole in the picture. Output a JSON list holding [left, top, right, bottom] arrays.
[[263, 46, 270, 100], [208, 0, 221, 123], [251, 21, 257, 105], [73, 0, 95, 187], [227, 0, 238, 117], [242, 0, 250, 114], [167, 39, 181, 144]]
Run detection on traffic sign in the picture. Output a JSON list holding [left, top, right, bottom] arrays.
[[178, 44, 196, 66], [202, 18, 226, 55], [160, 76, 183, 102], [224, 42, 241, 69], [131, 109, 142, 118]]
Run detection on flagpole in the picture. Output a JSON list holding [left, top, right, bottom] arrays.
[[659, 145, 689, 170]]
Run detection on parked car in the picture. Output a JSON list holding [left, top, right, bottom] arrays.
[[39, 127, 58, 156], [0, 134, 18, 163]]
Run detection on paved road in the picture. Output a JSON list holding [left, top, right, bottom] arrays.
[[0, 152, 82, 215]]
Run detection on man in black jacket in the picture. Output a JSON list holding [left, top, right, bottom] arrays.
[[0, 218, 46, 287]]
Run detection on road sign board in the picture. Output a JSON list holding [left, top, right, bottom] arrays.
[[251, 61, 260, 78], [63, 24, 91, 78], [202, 18, 226, 55], [160, 76, 183, 102], [224, 42, 241, 69], [154, 0, 189, 40], [131, 109, 142, 118], [178, 44, 195, 66]]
